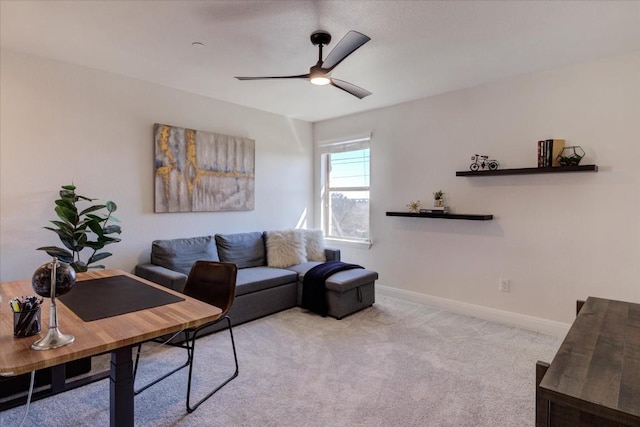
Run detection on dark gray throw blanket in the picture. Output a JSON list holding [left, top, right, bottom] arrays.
[[301, 261, 364, 316]]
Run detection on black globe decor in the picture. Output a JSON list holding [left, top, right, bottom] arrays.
[[30, 257, 76, 350], [32, 260, 76, 298]]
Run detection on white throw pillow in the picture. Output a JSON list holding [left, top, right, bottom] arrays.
[[301, 229, 326, 262], [266, 230, 307, 268]]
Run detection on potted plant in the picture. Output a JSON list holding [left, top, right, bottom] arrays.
[[433, 190, 445, 207], [37, 184, 122, 273]]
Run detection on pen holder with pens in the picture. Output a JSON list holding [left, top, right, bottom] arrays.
[[14, 306, 42, 338]]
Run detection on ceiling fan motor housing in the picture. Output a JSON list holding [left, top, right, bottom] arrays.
[[310, 30, 331, 46]]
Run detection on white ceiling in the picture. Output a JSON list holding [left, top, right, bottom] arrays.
[[1, 1, 639, 123]]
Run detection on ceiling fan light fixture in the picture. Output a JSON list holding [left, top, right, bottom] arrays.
[[309, 65, 331, 85], [310, 75, 331, 86]]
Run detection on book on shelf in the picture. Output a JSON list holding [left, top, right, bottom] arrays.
[[548, 139, 565, 167], [538, 140, 545, 167], [421, 206, 450, 214], [538, 139, 565, 167]]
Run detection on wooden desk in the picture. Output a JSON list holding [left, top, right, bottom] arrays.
[[0, 269, 222, 426], [536, 297, 640, 427]]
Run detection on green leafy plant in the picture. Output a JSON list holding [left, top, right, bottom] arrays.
[[37, 184, 122, 272], [433, 190, 444, 200]]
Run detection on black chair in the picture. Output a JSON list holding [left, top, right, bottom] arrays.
[[133, 260, 239, 413]]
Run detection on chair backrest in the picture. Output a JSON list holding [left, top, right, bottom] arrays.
[[183, 261, 237, 317]]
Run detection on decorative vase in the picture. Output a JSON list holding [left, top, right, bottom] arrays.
[[557, 146, 585, 166], [30, 257, 76, 350], [434, 199, 444, 207]]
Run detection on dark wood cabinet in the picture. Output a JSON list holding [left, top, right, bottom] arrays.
[[536, 297, 640, 427]]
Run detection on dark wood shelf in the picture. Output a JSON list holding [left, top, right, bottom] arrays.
[[386, 211, 493, 221], [456, 164, 598, 177]]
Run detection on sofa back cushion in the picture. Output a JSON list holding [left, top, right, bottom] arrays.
[[215, 232, 266, 269], [151, 236, 219, 275]]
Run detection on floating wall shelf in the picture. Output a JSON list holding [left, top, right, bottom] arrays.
[[455, 164, 598, 177], [386, 212, 493, 221]]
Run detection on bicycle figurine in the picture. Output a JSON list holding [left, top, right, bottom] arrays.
[[470, 154, 499, 171]]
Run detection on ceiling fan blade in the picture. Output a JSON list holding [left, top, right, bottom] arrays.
[[322, 30, 371, 71], [330, 78, 372, 99], [235, 74, 309, 80]]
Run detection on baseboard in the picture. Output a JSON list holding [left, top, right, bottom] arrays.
[[377, 285, 570, 337]]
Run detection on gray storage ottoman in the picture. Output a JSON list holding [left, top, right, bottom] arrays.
[[325, 269, 378, 319]]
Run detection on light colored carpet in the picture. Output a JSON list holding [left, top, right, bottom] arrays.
[[0, 296, 561, 427]]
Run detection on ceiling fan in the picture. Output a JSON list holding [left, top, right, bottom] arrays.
[[235, 30, 372, 99]]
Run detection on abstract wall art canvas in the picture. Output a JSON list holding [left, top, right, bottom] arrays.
[[154, 123, 255, 212]]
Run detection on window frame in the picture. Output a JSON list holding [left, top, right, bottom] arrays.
[[319, 135, 371, 245]]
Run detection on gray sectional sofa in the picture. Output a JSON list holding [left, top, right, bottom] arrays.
[[135, 231, 377, 336]]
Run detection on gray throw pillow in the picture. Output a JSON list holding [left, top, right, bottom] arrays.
[[215, 232, 266, 269], [151, 236, 219, 275]]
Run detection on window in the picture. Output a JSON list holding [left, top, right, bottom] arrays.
[[320, 136, 370, 243]]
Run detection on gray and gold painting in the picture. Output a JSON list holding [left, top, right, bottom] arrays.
[[154, 123, 255, 212]]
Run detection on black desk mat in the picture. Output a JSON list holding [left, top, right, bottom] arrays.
[[58, 275, 184, 322]]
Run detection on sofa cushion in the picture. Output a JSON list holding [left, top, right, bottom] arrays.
[[300, 229, 326, 262], [215, 232, 266, 269], [286, 261, 324, 281], [151, 236, 219, 275], [325, 269, 379, 293], [266, 230, 307, 268], [235, 267, 297, 296]]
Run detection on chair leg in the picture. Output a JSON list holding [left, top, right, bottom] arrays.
[[186, 316, 239, 413], [133, 330, 192, 395]]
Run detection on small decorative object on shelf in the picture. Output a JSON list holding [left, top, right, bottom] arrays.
[[407, 200, 421, 213], [470, 154, 499, 171], [31, 257, 76, 350], [426, 190, 449, 213], [433, 190, 444, 207], [557, 146, 585, 166]]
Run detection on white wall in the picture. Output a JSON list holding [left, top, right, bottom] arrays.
[[0, 50, 314, 281], [3, 48, 638, 330], [315, 51, 640, 326]]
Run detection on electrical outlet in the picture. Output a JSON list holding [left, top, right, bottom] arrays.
[[499, 278, 510, 292]]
